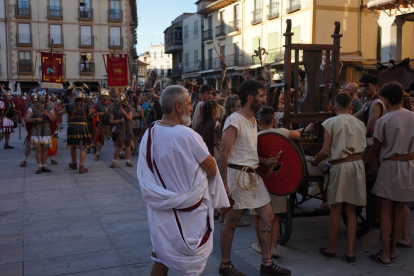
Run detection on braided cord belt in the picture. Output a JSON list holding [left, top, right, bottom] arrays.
[[236, 167, 257, 191]]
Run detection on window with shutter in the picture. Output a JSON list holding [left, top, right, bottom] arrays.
[[291, 26, 300, 59], [268, 32, 278, 62]]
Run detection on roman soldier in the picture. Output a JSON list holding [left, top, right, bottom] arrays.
[[66, 88, 92, 174], [12, 94, 23, 123], [20, 92, 39, 167], [50, 94, 63, 133], [47, 94, 60, 165], [85, 94, 96, 154], [0, 90, 16, 149], [25, 91, 55, 174], [93, 90, 114, 161]]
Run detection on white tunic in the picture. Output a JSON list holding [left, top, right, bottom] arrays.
[[138, 123, 229, 276]]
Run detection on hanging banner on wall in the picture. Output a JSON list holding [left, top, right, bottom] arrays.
[[41, 52, 64, 89], [106, 54, 129, 88]]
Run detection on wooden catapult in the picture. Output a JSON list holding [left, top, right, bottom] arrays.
[[269, 19, 342, 150]]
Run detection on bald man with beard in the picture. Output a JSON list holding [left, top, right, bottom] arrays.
[[344, 83, 363, 114]]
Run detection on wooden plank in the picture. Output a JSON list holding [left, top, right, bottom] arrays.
[[289, 44, 339, 51], [324, 50, 331, 112], [294, 49, 299, 113]]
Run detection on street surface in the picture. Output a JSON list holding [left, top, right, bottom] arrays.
[[1, 120, 413, 276]]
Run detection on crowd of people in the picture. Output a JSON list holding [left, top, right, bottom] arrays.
[[1, 75, 413, 275]]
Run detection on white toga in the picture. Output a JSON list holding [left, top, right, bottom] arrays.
[[137, 123, 229, 276]]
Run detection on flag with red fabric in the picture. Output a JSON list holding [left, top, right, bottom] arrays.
[[41, 52, 64, 89], [106, 54, 129, 88]]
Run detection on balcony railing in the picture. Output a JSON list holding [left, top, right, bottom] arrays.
[[286, 0, 301, 13], [79, 35, 94, 48], [18, 61, 32, 74], [47, 6, 62, 19], [108, 9, 123, 22], [171, 66, 182, 77], [229, 20, 241, 34], [203, 29, 213, 42], [108, 36, 123, 49], [165, 31, 183, 53], [48, 34, 64, 47], [16, 6, 31, 18], [80, 61, 94, 75], [267, 2, 280, 20], [79, 8, 93, 20], [251, 9, 262, 25], [183, 60, 201, 74], [16, 33, 32, 46], [215, 25, 226, 38]]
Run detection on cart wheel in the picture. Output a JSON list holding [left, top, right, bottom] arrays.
[[341, 193, 373, 237], [278, 198, 293, 245]]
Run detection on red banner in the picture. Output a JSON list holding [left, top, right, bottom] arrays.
[[107, 54, 129, 88], [41, 52, 64, 89], [48, 137, 58, 156]]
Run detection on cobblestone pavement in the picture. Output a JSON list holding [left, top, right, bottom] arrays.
[[0, 121, 413, 276]]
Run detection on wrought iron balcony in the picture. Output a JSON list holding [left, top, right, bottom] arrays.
[[16, 6, 31, 19], [80, 61, 94, 75], [16, 33, 32, 46], [267, 2, 280, 20], [251, 9, 262, 25], [47, 6, 62, 19], [49, 34, 64, 48], [79, 8, 93, 21], [165, 30, 183, 53], [203, 29, 213, 42], [108, 36, 123, 49], [108, 9, 123, 22], [18, 61, 32, 75], [286, 0, 301, 14], [228, 20, 241, 34], [79, 35, 94, 48], [215, 25, 226, 39]]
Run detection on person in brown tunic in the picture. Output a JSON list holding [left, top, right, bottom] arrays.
[[194, 100, 220, 157], [110, 94, 133, 168], [365, 82, 414, 267]]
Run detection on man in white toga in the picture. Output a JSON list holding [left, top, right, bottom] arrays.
[[138, 85, 230, 276]]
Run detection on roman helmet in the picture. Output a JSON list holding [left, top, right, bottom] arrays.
[[2, 91, 12, 101], [31, 93, 38, 103], [67, 81, 89, 97], [116, 93, 128, 106], [74, 88, 86, 99], [100, 90, 110, 97], [37, 91, 47, 104]]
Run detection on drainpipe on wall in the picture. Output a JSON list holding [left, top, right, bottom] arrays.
[[358, 0, 362, 55]]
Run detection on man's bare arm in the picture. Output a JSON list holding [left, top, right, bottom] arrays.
[[200, 155, 217, 177], [218, 125, 237, 195], [310, 130, 332, 166], [366, 103, 383, 135], [353, 106, 364, 120], [365, 138, 381, 172]]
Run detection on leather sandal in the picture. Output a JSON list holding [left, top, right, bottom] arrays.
[[126, 162, 133, 167], [346, 255, 356, 265], [319, 248, 336, 259], [20, 161, 27, 167], [260, 261, 291, 275], [69, 163, 78, 170], [35, 168, 42, 174], [110, 162, 116, 168], [79, 165, 88, 174], [218, 261, 246, 276], [369, 253, 391, 267], [94, 155, 100, 161], [51, 160, 58, 165], [42, 167, 52, 173]]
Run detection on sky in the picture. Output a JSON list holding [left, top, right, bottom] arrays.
[[136, 0, 197, 55]]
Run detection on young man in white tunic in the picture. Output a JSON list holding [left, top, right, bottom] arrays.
[[365, 82, 414, 267], [310, 93, 367, 265], [218, 80, 291, 276], [137, 85, 230, 276]]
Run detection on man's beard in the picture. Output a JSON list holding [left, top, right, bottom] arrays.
[[180, 111, 192, 127], [251, 97, 263, 113]]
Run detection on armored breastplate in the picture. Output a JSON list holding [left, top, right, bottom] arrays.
[[97, 102, 114, 124], [32, 103, 50, 125]]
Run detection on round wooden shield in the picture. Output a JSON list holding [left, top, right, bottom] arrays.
[[257, 132, 306, 196]]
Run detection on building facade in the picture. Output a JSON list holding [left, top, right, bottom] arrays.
[[149, 44, 172, 87], [1, 0, 137, 92], [164, 13, 194, 84], [184, 0, 414, 88], [182, 13, 203, 84]]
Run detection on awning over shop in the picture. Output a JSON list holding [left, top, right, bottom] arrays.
[[367, 0, 412, 11]]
